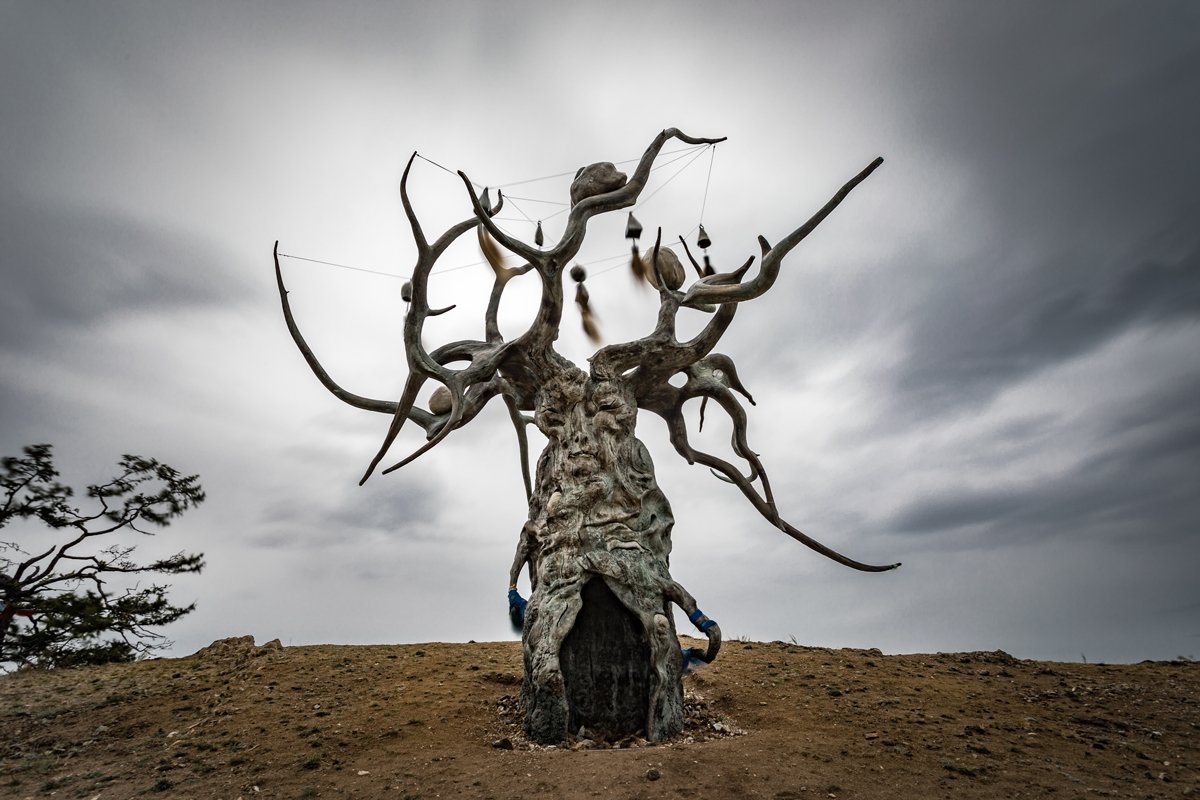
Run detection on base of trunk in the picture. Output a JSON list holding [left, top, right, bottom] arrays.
[[561, 578, 650, 740]]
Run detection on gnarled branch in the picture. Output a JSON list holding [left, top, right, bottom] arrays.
[[681, 157, 883, 309]]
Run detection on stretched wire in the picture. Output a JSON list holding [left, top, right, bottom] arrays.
[[698, 144, 716, 224], [279, 248, 635, 284], [633, 145, 711, 211], [275, 253, 403, 279], [283, 141, 717, 283], [414, 152, 483, 189], [492, 143, 707, 189]]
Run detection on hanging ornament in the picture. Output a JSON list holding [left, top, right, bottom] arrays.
[[401, 280, 413, 304], [570, 264, 601, 343], [534, 220, 544, 247], [630, 244, 648, 285], [626, 213, 650, 285], [697, 224, 712, 250], [625, 213, 643, 241]]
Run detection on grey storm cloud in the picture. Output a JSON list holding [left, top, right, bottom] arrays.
[[868, 4, 1200, 419], [889, 370, 1200, 545], [1, 0, 1197, 664], [254, 475, 444, 550], [892, 236, 1200, 416], [0, 191, 253, 352]]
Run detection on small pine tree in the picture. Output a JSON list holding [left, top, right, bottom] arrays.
[[1, 444, 205, 669]]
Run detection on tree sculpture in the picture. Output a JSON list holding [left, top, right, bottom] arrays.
[[276, 128, 898, 744]]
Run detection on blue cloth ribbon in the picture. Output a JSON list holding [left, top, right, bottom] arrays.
[[507, 589, 527, 632], [681, 646, 705, 672]]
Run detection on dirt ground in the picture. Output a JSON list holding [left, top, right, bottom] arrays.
[[2, 635, 1196, 799]]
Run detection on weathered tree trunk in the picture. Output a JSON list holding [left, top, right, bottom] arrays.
[[512, 364, 711, 744]]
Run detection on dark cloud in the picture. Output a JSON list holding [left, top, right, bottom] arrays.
[[253, 478, 442, 550], [2, 0, 1197, 662], [892, 3, 1200, 222], [0, 191, 254, 353], [889, 372, 1200, 545], [893, 234, 1200, 415], [868, 3, 1200, 418]]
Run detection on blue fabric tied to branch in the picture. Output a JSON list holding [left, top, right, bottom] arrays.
[[507, 588, 527, 632], [681, 646, 707, 673]]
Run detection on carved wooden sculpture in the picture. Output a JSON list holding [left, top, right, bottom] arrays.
[[275, 128, 898, 744]]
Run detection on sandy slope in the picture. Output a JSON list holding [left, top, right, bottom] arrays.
[[2, 636, 1196, 799]]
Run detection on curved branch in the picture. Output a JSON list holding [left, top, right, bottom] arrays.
[[502, 393, 534, 502], [360, 158, 519, 483], [697, 353, 755, 405], [681, 156, 883, 309], [550, 129, 726, 261], [461, 178, 545, 265], [479, 227, 536, 343], [379, 375, 466, 476], [399, 152, 428, 251], [591, 293, 737, 407], [281, 148, 489, 483], [655, 403, 898, 572], [680, 374, 767, 491], [274, 242, 441, 427]]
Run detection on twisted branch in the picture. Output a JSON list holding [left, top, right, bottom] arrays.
[[681, 157, 884, 309]]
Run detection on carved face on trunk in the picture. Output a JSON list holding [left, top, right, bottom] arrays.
[[535, 371, 636, 479]]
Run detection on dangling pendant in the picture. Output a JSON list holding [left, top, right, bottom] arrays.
[[626, 212, 643, 241], [534, 220, 544, 247], [630, 241, 649, 286], [570, 264, 601, 343], [697, 224, 712, 250]]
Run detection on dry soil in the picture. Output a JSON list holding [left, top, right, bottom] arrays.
[[2, 635, 1197, 799]]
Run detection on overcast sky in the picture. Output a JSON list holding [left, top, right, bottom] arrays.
[[2, 1, 1197, 664]]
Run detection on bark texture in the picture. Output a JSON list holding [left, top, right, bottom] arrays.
[[514, 365, 697, 743]]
